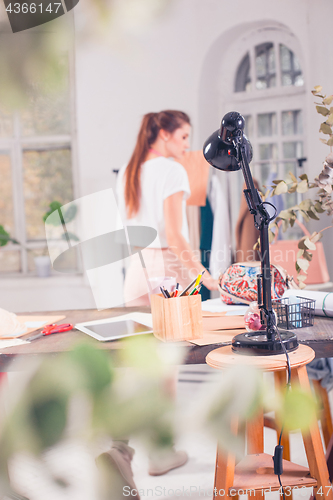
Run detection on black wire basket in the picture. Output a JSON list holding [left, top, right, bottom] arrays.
[[272, 296, 315, 329]]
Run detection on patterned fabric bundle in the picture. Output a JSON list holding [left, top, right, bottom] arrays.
[[218, 262, 293, 305]]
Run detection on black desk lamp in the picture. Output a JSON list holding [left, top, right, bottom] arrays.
[[203, 112, 298, 355]]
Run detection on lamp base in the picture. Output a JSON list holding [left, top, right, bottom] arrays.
[[231, 329, 299, 355]]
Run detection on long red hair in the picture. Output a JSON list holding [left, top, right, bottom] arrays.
[[124, 110, 190, 218]]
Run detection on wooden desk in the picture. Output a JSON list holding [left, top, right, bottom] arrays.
[[1, 307, 333, 371]]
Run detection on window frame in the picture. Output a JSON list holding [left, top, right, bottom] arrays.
[[216, 26, 306, 243], [0, 49, 79, 276]]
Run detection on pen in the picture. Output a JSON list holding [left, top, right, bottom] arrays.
[[179, 270, 206, 297], [160, 286, 168, 298], [179, 276, 198, 297], [194, 270, 204, 289], [189, 280, 203, 295], [163, 286, 171, 298], [174, 283, 179, 298]]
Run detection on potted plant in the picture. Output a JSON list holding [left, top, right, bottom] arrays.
[[0, 201, 78, 277]]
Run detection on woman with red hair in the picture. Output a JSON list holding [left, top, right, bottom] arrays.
[[117, 110, 218, 305]]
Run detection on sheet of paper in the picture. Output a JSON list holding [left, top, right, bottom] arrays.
[[25, 321, 46, 328], [0, 315, 66, 339], [202, 298, 247, 315], [0, 339, 29, 351]]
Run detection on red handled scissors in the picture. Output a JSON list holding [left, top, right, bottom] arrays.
[[26, 323, 73, 342]]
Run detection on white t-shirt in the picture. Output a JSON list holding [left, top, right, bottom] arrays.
[[116, 157, 191, 248]]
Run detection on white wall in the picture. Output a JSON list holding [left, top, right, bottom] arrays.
[[3, 0, 333, 312], [74, 0, 333, 278]]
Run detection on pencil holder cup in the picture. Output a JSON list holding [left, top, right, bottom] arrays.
[[150, 294, 203, 342]]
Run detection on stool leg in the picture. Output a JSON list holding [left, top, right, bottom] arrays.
[[274, 371, 291, 461], [312, 379, 333, 449], [247, 408, 264, 499], [214, 443, 236, 499], [293, 366, 333, 500], [214, 419, 238, 499], [247, 408, 264, 454]]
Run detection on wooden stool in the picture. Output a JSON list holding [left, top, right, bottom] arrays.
[[206, 344, 333, 499]]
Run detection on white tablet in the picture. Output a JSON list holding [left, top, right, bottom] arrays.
[[75, 313, 153, 342]]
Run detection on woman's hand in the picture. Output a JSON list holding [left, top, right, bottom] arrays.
[[202, 273, 218, 291]]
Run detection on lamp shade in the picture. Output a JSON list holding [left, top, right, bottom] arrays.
[[203, 111, 253, 171]]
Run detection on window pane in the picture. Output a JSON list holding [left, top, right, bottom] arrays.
[[259, 143, 278, 160], [0, 153, 15, 236], [235, 53, 251, 92], [27, 248, 78, 273], [280, 44, 304, 87], [282, 110, 303, 135], [258, 113, 277, 137], [20, 57, 71, 137], [280, 45, 291, 71], [243, 115, 253, 138], [259, 143, 278, 186], [0, 250, 21, 273], [282, 74, 292, 86], [294, 74, 304, 87], [0, 107, 13, 138], [23, 148, 73, 240], [255, 43, 276, 90], [283, 141, 303, 159]]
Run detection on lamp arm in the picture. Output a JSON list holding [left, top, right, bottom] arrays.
[[237, 141, 278, 341]]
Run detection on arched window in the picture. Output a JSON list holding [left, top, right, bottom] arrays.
[[217, 31, 306, 242], [235, 43, 304, 93], [232, 42, 305, 204]]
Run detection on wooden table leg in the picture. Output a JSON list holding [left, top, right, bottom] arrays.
[[293, 366, 333, 500]]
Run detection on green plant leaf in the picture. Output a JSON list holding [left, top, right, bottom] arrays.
[[323, 95, 333, 106], [298, 237, 307, 250], [298, 199, 312, 211], [320, 138, 328, 145], [296, 258, 310, 272], [327, 137, 333, 146], [63, 204, 77, 224], [316, 106, 330, 116], [69, 344, 113, 395], [326, 113, 333, 125], [314, 203, 325, 213], [274, 181, 288, 195], [307, 209, 320, 220], [43, 201, 62, 223], [299, 210, 310, 222], [29, 395, 67, 449], [313, 85, 323, 93], [276, 387, 317, 432], [310, 231, 323, 243], [303, 250, 313, 261], [297, 179, 309, 193], [299, 174, 308, 181], [288, 171, 297, 182], [0, 225, 10, 247], [320, 123, 332, 135]]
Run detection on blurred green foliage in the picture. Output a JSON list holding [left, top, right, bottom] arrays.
[[0, 338, 319, 497]]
